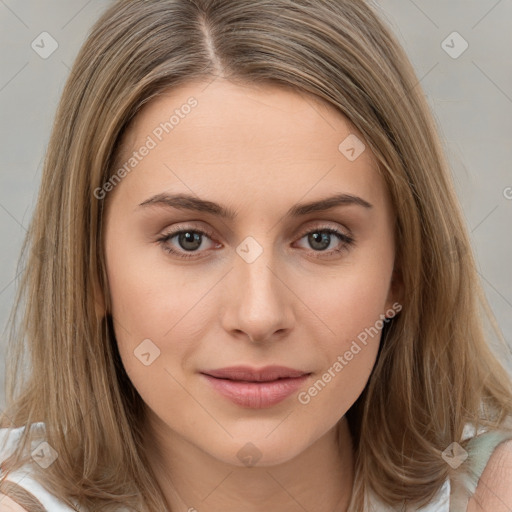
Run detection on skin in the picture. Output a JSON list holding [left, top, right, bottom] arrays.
[[100, 78, 401, 512], [0, 495, 27, 512]]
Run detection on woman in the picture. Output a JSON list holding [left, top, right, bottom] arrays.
[[1, 1, 512, 511]]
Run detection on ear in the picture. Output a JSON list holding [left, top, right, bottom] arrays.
[[384, 263, 404, 316], [92, 272, 107, 320]]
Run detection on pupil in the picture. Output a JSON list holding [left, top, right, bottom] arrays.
[[179, 232, 201, 251], [310, 232, 330, 251]]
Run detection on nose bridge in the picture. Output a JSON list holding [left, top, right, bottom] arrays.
[[225, 234, 292, 341], [237, 235, 283, 309]]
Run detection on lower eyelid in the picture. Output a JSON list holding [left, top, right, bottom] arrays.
[[159, 229, 346, 245], [157, 226, 354, 259]]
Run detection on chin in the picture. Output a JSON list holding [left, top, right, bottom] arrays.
[[206, 434, 313, 468]]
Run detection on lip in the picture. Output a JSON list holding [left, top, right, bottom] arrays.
[[200, 365, 311, 409], [203, 365, 309, 381]]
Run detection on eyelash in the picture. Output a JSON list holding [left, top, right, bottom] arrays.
[[156, 224, 355, 260]]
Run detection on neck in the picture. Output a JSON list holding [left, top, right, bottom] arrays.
[[145, 413, 355, 512]]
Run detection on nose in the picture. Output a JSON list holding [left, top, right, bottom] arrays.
[[221, 243, 295, 344]]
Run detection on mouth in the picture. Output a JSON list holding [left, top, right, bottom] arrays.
[[200, 366, 312, 408], [201, 365, 310, 382]]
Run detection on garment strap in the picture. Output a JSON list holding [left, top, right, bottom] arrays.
[[449, 429, 512, 512], [0, 479, 47, 511]]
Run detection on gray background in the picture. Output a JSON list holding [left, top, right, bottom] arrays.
[[1, 0, 511, 410]]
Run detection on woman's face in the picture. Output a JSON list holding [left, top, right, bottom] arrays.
[[102, 78, 399, 467]]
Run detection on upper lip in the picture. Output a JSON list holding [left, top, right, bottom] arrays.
[[201, 365, 310, 382]]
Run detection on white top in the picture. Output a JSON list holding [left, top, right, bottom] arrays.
[[0, 422, 489, 511], [0, 422, 81, 511]]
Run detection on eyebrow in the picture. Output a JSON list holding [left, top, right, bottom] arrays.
[[138, 192, 373, 219]]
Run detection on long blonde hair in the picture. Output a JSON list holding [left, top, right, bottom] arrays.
[[2, 1, 512, 510]]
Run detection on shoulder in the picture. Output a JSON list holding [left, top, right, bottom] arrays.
[[467, 439, 512, 511], [0, 423, 77, 512], [0, 493, 30, 512]]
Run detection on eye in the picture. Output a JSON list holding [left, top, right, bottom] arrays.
[[294, 224, 355, 258], [157, 226, 219, 260], [156, 223, 355, 260]]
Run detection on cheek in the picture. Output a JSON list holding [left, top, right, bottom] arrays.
[[104, 234, 223, 403], [105, 251, 198, 417], [293, 261, 391, 415], [296, 335, 380, 440], [106, 231, 202, 338], [303, 257, 392, 343], [296, 291, 385, 426]]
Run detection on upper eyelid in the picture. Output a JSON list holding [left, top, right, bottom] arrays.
[[160, 219, 351, 237], [296, 222, 352, 237], [159, 222, 353, 246]]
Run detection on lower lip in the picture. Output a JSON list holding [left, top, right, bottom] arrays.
[[201, 374, 310, 408]]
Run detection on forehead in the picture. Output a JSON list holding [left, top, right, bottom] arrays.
[[113, 79, 387, 211], [124, 78, 367, 156]]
